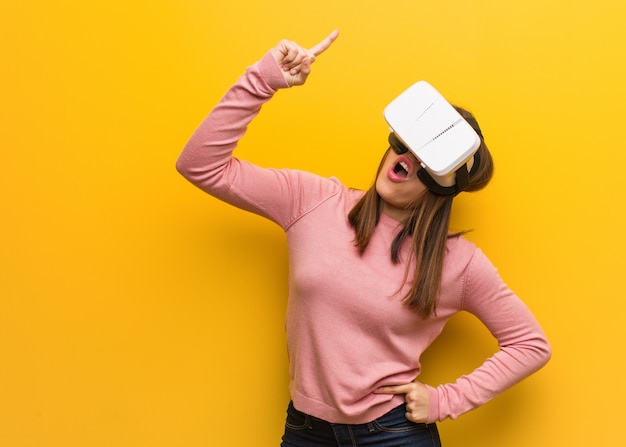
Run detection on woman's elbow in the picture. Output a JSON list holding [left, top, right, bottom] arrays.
[[526, 334, 552, 372], [175, 154, 190, 179], [175, 148, 198, 181], [538, 336, 552, 367]]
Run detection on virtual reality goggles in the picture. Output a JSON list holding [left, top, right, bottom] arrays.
[[384, 81, 482, 196]]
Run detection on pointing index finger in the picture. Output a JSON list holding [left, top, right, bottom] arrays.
[[309, 29, 340, 56]]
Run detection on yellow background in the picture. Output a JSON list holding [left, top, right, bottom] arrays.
[[2, 0, 625, 445]]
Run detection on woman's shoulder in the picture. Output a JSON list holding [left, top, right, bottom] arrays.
[[445, 233, 477, 259], [441, 235, 476, 282], [445, 234, 501, 285], [444, 234, 498, 276]]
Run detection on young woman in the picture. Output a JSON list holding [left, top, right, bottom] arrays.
[[176, 30, 551, 447]]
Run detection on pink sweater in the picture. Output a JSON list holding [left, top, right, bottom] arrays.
[[176, 52, 551, 424]]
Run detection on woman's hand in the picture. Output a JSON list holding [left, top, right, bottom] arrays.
[[270, 29, 339, 87], [375, 380, 430, 423]]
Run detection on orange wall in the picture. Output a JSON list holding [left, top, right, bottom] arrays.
[[2, 1, 625, 445]]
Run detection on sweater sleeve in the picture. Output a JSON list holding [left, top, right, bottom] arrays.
[[176, 52, 339, 228], [425, 248, 552, 422]]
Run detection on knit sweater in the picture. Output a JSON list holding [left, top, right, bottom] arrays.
[[176, 52, 551, 425]]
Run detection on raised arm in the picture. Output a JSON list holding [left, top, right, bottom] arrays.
[[176, 31, 340, 224]]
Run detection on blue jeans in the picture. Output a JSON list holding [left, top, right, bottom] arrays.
[[280, 401, 442, 447]]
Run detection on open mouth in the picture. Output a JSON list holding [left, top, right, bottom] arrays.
[[393, 160, 410, 177], [393, 159, 411, 178], [387, 155, 415, 182]]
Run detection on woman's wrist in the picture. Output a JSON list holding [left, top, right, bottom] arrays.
[[257, 51, 290, 91]]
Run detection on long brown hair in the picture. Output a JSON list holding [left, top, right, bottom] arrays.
[[348, 107, 494, 318]]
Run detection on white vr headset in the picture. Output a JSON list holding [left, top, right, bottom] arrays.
[[384, 81, 482, 196]]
